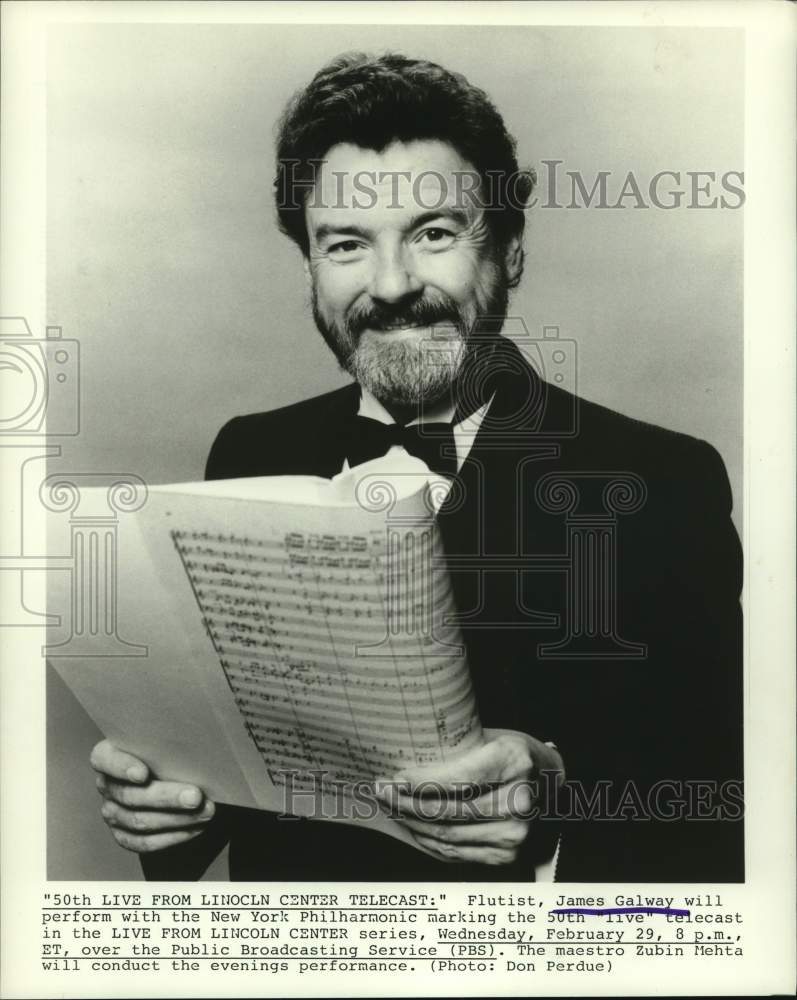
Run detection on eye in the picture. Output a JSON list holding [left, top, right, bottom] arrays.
[[417, 227, 455, 249], [327, 240, 362, 258]]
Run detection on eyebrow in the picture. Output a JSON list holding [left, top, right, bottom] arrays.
[[313, 208, 470, 244]]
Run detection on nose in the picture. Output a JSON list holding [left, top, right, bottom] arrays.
[[368, 243, 422, 304]]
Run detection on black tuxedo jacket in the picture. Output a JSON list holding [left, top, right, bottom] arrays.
[[143, 339, 743, 883]]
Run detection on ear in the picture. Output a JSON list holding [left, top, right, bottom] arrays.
[[503, 234, 523, 286]]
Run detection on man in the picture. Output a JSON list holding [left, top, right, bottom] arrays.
[[91, 53, 743, 882]]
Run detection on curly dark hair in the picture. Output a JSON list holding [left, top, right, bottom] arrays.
[[274, 52, 534, 276]]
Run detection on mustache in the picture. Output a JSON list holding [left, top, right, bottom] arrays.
[[345, 295, 463, 339]]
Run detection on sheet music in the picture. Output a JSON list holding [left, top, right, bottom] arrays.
[[169, 519, 479, 788], [50, 455, 483, 844]]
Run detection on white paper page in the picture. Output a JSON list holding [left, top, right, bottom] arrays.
[[50, 456, 483, 848], [47, 513, 261, 809], [146, 458, 481, 786]]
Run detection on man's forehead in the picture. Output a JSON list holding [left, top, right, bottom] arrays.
[[307, 139, 483, 222]]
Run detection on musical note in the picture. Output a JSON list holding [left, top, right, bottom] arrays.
[[170, 512, 482, 787]]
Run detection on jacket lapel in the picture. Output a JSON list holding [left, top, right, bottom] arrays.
[[291, 383, 361, 479]]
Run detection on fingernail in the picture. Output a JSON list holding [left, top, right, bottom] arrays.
[[126, 764, 147, 782], [179, 788, 201, 808], [201, 800, 215, 817], [373, 779, 391, 798]]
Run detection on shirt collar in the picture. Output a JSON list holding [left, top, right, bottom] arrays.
[[349, 387, 493, 475]]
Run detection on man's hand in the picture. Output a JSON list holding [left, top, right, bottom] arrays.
[[375, 729, 564, 866], [90, 740, 215, 853]]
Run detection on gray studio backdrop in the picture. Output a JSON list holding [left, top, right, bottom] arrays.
[[46, 23, 743, 878]]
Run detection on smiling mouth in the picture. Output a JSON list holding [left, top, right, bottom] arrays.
[[364, 323, 430, 336], [354, 315, 462, 341]]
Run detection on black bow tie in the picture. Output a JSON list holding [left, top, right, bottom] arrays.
[[345, 415, 458, 478]]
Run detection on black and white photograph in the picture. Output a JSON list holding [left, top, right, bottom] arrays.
[[1, 2, 794, 997]]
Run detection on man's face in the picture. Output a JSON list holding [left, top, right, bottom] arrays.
[[304, 140, 518, 410]]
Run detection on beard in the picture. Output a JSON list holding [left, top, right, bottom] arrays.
[[311, 269, 510, 409]]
